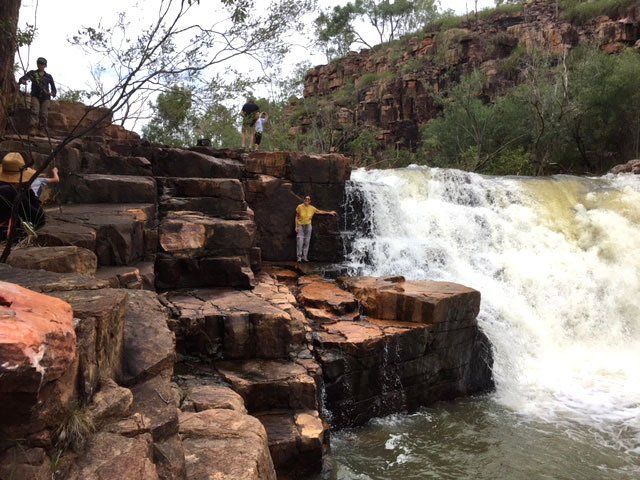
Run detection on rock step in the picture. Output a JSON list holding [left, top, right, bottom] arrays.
[[158, 211, 255, 256], [7, 245, 98, 275], [163, 287, 305, 360], [155, 254, 255, 290], [255, 409, 326, 478], [216, 359, 318, 413], [95, 262, 155, 290], [157, 177, 249, 219], [37, 204, 157, 266], [80, 154, 153, 176], [60, 173, 156, 204]]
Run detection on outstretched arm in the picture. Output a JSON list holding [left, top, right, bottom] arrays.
[[316, 209, 337, 216], [48, 167, 60, 184]]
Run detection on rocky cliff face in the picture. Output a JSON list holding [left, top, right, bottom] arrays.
[[0, 99, 494, 479], [297, 0, 640, 150]]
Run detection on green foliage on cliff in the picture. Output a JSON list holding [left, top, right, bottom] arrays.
[[559, 0, 638, 23], [422, 47, 640, 175]]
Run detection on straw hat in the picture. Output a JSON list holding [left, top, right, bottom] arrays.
[[0, 152, 36, 184]]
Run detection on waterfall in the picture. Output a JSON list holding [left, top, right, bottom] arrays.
[[344, 166, 640, 452]]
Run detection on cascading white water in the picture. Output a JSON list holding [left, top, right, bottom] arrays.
[[345, 166, 640, 453]]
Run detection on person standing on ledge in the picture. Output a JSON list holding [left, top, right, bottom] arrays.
[[240, 97, 260, 150], [295, 195, 337, 263], [18, 57, 57, 133]]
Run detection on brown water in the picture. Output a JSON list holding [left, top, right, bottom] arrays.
[[315, 396, 640, 480]]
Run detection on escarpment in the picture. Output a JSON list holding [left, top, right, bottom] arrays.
[[0, 99, 494, 479], [293, 0, 640, 152]]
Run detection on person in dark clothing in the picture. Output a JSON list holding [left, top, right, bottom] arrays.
[[0, 153, 45, 241], [240, 98, 260, 149], [18, 57, 57, 131]]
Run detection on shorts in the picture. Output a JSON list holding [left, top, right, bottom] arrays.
[[254, 132, 263, 145], [243, 111, 258, 128]]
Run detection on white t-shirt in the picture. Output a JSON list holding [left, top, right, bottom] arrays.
[[255, 117, 267, 133], [31, 177, 50, 197]]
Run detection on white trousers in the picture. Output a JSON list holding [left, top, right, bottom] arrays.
[[296, 224, 312, 260]]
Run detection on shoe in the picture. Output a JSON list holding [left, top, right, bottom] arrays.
[[297, 257, 302, 262], [302, 258, 308, 263]]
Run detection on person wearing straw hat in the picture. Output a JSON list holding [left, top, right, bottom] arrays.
[[0, 152, 46, 240]]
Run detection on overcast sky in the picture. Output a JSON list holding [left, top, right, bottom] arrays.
[[16, 0, 493, 128]]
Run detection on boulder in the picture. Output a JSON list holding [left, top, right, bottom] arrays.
[[95, 262, 155, 290], [0, 282, 77, 437], [8, 246, 98, 275], [610, 158, 640, 174], [0, 447, 53, 480], [51, 289, 127, 399], [121, 290, 176, 386], [245, 151, 288, 177], [179, 408, 276, 480], [216, 359, 317, 412], [61, 174, 157, 204], [67, 432, 159, 480], [286, 152, 351, 184], [88, 379, 134, 428]]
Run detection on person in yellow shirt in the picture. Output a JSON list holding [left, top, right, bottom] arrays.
[[295, 195, 337, 262]]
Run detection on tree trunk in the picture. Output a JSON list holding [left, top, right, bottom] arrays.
[[0, 0, 21, 133]]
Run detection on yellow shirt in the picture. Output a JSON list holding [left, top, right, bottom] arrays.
[[296, 204, 318, 225]]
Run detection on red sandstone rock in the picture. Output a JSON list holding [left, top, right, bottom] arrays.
[[299, 276, 358, 316], [8, 246, 98, 275], [179, 408, 276, 480], [0, 281, 77, 436], [610, 158, 640, 174]]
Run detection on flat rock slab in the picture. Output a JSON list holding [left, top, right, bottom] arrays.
[[179, 408, 276, 480], [8, 246, 98, 275], [0, 282, 76, 437], [155, 255, 255, 290], [83, 155, 153, 176], [51, 289, 128, 399], [0, 263, 110, 293], [67, 432, 159, 480], [62, 173, 157, 204], [181, 384, 247, 414], [122, 290, 176, 386], [157, 177, 245, 200], [338, 276, 481, 326], [298, 276, 358, 316], [151, 148, 244, 179], [216, 359, 317, 412], [255, 409, 326, 476], [159, 196, 250, 219], [159, 211, 255, 255]]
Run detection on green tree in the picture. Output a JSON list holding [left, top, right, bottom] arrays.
[[315, 0, 438, 60]]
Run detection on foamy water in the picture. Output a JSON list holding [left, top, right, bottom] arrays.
[[343, 166, 640, 456]]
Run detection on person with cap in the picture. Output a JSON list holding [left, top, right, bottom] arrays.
[[18, 57, 57, 132], [0, 152, 46, 241], [295, 195, 337, 263]]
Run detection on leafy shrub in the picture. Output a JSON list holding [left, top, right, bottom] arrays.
[[560, 0, 637, 23]]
